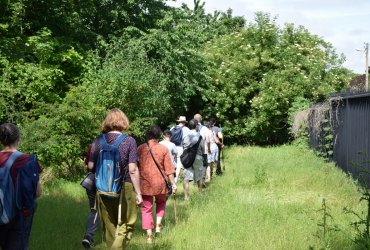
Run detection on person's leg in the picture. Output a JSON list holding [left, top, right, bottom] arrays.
[[97, 194, 119, 249], [216, 144, 222, 175], [111, 184, 136, 250], [183, 168, 194, 200], [210, 146, 219, 177], [175, 166, 182, 184], [175, 146, 183, 183], [0, 215, 23, 250], [207, 149, 215, 182], [201, 154, 207, 187], [123, 182, 137, 242], [154, 194, 167, 233], [83, 189, 100, 247], [1, 213, 35, 250], [141, 195, 154, 243], [206, 163, 211, 182], [0, 224, 7, 249], [193, 157, 203, 190], [141, 195, 154, 230], [183, 180, 190, 200]]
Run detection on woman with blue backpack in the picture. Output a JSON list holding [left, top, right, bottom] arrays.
[[86, 108, 143, 249], [0, 123, 42, 250]]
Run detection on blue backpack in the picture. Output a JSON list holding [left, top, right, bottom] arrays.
[[95, 133, 126, 198], [0, 151, 22, 225], [0, 151, 38, 225], [170, 126, 183, 146]]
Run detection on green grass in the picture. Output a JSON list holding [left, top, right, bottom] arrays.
[[30, 145, 366, 249]]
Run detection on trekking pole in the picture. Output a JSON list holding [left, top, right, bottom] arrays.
[[173, 194, 178, 223], [221, 137, 225, 171]]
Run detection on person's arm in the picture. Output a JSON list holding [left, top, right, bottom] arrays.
[[128, 162, 143, 205], [168, 174, 177, 194], [206, 134, 211, 154], [87, 140, 98, 170], [214, 132, 224, 148], [87, 161, 94, 170], [182, 134, 191, 149], [172, 145, 178, 159], [36, 181, 42, 197], [164, 150, 177, 193]]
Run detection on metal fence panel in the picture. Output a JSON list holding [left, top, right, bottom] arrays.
[[309, 92, 370, 186]]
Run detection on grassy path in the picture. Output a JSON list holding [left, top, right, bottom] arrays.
[[30, 145, 365, 249]]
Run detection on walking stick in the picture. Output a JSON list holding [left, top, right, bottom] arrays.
[[173, 194, 178, 223], [221, 137, 225, 171]]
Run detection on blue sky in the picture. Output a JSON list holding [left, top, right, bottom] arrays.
[[167, 0, 370, 74]]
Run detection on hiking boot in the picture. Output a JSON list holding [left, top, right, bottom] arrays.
[[82, 236, 94, 249]]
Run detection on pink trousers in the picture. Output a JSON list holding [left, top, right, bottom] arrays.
[[141, 194, 167, 230]]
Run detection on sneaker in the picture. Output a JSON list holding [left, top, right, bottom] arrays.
[[82, 236, 94, 249]]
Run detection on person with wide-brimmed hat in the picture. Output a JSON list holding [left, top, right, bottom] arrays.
[[170, 116, 190, 183]]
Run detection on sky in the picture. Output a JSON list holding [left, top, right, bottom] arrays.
[[166, 0, 370, 74]]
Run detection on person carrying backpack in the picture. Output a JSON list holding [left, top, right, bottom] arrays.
[[209, 117, 224, 176], [0, 123, 42, 250], [87, 109, 142, 250], [170, 116, 189, 183], [182, 119, 205, 201]]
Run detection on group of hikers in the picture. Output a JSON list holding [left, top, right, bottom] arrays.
[[0, 108, 224, 250]]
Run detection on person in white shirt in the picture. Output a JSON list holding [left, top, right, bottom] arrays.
[[159, 130, 178, 169], [170, 116, 190, 183], [205, 122, 219, 182], [194, 114, 210, 187], [182, 119, 205, 200]]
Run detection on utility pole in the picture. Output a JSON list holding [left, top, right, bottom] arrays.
[[365, 42, 369, 91]]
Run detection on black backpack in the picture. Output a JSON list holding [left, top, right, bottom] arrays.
[[170, 126, 183, 146], [180, 136, 202, 168]]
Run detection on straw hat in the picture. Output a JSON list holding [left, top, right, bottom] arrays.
[[176, 116, 188, 123]]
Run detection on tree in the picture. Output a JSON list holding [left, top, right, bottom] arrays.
[[202, 13, 352, 144]]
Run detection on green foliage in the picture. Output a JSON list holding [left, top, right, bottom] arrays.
[[311, 199, 340, 250], [0, 60, 64, 122], [288, 97, 310, 147], [19, 86, 105, 180], [202, 13, 352, 144], [344, 168, 370, 249], [0, 2, 354, 180]]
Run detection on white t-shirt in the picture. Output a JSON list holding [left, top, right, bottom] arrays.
[[160, 140, 178, 167]]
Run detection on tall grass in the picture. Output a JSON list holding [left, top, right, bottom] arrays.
[[29, 145, 365, 249]]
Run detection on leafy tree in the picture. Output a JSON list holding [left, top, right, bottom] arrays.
[[202, 13, 352, 144], [20, 85, 105, 179]]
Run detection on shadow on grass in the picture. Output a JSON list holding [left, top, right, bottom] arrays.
[[29, 194, 95, 250], [29, 188, 194, 250]]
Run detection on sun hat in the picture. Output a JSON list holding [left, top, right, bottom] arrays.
[[176, 116, 188, 123]]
